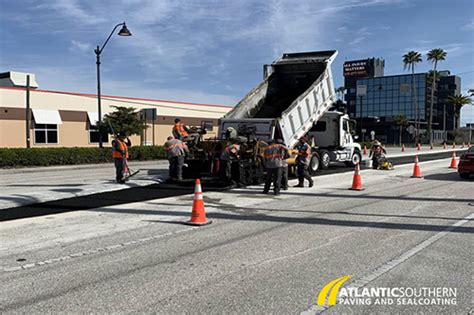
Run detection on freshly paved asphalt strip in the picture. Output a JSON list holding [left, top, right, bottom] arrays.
[[0, 149, 465, 221], [0, 159, 472, 313]]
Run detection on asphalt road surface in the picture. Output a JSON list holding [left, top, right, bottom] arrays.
[[0, 158, 473, 314]]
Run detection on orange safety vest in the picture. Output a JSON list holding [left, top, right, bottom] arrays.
[[112, 140, 128, 159], [173, 122, 189, 138], [263, 144, 284, 160]]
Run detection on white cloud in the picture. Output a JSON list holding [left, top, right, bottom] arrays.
[[36, 0, 106, 25], [69, 40, 92, 53], [400, 43, 465, 56], [462, 19, 474, 30]]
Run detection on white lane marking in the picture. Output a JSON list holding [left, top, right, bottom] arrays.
[[1, 227, 196, 273], [302, 211, 474, 315]]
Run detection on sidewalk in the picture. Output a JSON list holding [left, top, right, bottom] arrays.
[[0, 160, 168, 210]]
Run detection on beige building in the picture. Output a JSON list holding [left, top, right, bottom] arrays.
[[0, 72, 231, 148]]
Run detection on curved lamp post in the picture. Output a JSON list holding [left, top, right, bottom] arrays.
[[95, 22, 131, 148]]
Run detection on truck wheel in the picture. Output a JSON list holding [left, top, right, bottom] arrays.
[[319, 150, 330, 169], [345, 150, 361, 167], [308, 153, 320, 175]]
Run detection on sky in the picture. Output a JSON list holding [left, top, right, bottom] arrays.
[[1, 0, 473, 126]]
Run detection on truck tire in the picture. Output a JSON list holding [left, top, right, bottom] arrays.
[[308, 152, 320, 175], [345, 150, 362, 167], [319, 149, 330, 170]]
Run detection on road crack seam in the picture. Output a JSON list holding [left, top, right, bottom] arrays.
[[1, 227, 196, 273]]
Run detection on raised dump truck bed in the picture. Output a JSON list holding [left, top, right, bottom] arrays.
[[221, 50, 337, 148]]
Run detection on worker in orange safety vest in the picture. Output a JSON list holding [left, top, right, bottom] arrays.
[[112, 132, 132, 184], [164, 136, 189, 181], [172, 118, 199, 147], [262, 139, 289, 195], [220, 140, 240, 183]]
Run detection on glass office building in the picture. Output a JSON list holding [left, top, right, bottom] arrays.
[[356, 73, 427, 121]]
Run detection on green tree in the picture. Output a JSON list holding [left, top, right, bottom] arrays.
[[403, 51, 422, 144], [102, 106, 148, 137], [394, 115, 409, 145], [447, 95, 472, 130], [426, 48, 447, 146]]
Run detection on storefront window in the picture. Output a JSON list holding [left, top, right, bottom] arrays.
[[34, 124, 58, 144]]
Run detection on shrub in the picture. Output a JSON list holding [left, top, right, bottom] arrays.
[[0, 146, 166, 168]]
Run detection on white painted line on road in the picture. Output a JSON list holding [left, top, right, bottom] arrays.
[[302, 211, 474, 315], [0, 226, 196, 273]]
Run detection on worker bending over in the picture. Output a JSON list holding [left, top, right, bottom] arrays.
[[294, 137, 313, 187], [220, 140, 240, 184], [263, 139, 289, 195], [164, 136, 189, 181], [112, 132, 131, 184]]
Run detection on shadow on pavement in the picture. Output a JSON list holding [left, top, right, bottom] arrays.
[[424, 172, 473, 181], [116, 207, 474, 234], [0, 182, 229, 222]]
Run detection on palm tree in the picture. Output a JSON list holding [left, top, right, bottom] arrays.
[[394, 115, 408, 145], [447, 94, 472, 130], [426, 48, 447, 146], [403, 51, 422, 144], [335, 86, 345, 100]]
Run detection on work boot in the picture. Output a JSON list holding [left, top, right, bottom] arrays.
[[293, 183, 304, 187], [309, 180, 314, 188], [262, 190, 269, 194]]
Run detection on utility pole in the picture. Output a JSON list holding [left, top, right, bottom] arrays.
[[26, 75, 31, 148]]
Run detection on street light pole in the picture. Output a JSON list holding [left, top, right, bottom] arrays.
[[359, 95, 364, 142], [95, 22, 131, 148]]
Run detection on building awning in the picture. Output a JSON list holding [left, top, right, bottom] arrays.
[[87, 112, 99, 125], [32, 109, 62, 125]]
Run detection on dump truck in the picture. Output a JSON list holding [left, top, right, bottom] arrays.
[[184, 50, 361, 184]]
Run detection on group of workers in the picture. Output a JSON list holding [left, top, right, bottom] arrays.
[[262, 137, 314, 195], [112, 116, 390, 187]]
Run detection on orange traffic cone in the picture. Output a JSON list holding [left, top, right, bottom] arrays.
[[452, 142, 456, 149], [401, 144, 405, 152], [349, 163, 364, 191], [449, 151, 457, 169], [186, 179, 212, 226], [411, 156, 423, 178], [363, 145, 367, 156], [417, 143, 421, 151]]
